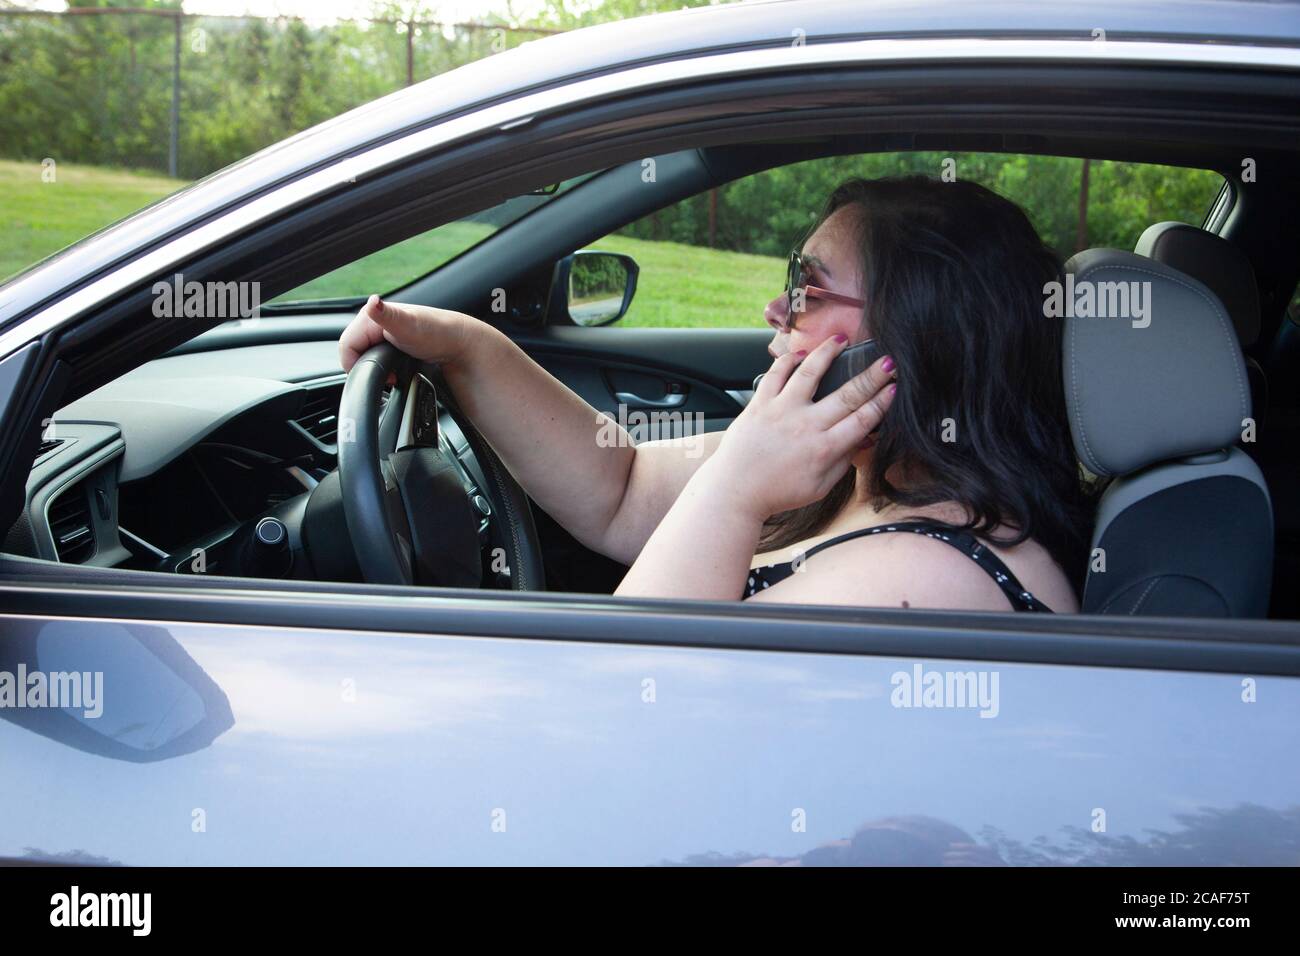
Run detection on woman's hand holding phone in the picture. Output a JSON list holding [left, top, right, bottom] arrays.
[[704, 334, 898, 521]]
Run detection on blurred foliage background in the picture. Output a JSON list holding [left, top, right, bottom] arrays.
[[617, 152, 1221, 264], [0, 0, 564, 179]]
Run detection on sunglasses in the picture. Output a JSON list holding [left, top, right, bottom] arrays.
[[771, 249, 866, 333]]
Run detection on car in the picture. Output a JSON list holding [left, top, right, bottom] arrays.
[[0, 0, 1298, 870]]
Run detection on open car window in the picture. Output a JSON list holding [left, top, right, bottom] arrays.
[[583, 153, 1225, 329]]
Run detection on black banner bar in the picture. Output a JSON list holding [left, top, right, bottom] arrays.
[[0, 865, 1286, 941]]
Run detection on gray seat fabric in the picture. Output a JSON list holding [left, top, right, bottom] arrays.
[[1063, 248, 1273, 617], [1135, 222, 1268, 426]]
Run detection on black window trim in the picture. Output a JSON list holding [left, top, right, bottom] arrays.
[[0, 574, 1298, 677]]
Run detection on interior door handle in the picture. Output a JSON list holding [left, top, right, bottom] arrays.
[[615, 391, 687, 409]]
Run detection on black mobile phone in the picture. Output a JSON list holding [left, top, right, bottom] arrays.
[[751, 339, 884, 400], [812, 339, 884, 402]]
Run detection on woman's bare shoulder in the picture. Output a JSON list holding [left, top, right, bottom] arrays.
[[747, 508, 1079, 612], [745, 529, 1010, 610]]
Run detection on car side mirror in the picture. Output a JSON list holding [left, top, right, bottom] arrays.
[[552, 251, 639, 327], [0, 620, 233, 763]]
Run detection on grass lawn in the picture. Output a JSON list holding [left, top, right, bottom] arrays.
[[580, 233, 781, 329], [0, 159, 186, 284], [282, 230, 783, 329], [0, 159, 782, 330], [273, 220, 496, 302]]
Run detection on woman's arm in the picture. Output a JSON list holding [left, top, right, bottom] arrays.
[[614, 453, 765, 600], [615, 336, 897, 600], [442, 321, 726, 563], [339, 297, 722, 564]]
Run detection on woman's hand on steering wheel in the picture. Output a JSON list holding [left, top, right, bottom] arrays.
[[339, 295, 478, 380], [335, 306, 547, 591]]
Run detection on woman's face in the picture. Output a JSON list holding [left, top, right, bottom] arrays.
[[764, 204, 867, 359]]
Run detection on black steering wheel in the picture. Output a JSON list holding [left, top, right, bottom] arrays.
[[336, 342, 545, 589]]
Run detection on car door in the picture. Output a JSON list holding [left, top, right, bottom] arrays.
[[3, 572, 1299, 866]]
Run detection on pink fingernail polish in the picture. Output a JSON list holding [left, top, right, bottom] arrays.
[[881, 356, 895, 373], [795, 349, 807, 357], [833, 333, 848, 344], [889, 383, 898, 394]]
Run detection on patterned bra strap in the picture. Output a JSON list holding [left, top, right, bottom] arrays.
[[802, 520, 1054, 613]]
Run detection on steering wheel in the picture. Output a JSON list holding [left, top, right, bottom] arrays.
[[336, 342, 545, 589]]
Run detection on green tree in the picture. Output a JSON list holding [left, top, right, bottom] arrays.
[[530, 0, 721, 30]]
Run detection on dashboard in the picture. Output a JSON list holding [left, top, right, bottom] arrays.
[[3, 338, 500, 583]]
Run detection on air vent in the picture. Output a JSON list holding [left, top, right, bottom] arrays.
[[37, 438, 64, 457], [290, 383, 393, 448], [292, 385, 344, 445], [48, 480, 95, 564]]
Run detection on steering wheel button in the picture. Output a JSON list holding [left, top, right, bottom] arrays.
[[473, 495, 491, 517]]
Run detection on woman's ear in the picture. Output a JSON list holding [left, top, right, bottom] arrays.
[[850, 441, 876, 470]]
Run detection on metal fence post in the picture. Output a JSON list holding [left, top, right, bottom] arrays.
[[406, 19, 414, 87], [169, 11, 180, 178]]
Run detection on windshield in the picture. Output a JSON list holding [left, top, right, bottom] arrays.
[[267, 172, 601, 307]]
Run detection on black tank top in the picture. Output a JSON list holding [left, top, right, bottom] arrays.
[[741, 519, 1054, 612]]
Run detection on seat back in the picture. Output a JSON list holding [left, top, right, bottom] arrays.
[[1062, 248, 1273, 616], [1135, 221, 1268, 430]]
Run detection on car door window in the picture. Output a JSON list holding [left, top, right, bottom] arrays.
[[583, 153, 1224, 329]]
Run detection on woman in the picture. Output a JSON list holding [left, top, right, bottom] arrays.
[[339, 175, 1095, 611]]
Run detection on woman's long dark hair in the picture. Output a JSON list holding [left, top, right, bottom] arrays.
[[759, 175, 1099, 595]]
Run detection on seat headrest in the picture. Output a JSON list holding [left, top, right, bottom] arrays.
[[1061, 248, 1250, 478], [1134, 222, 1261, 346]]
